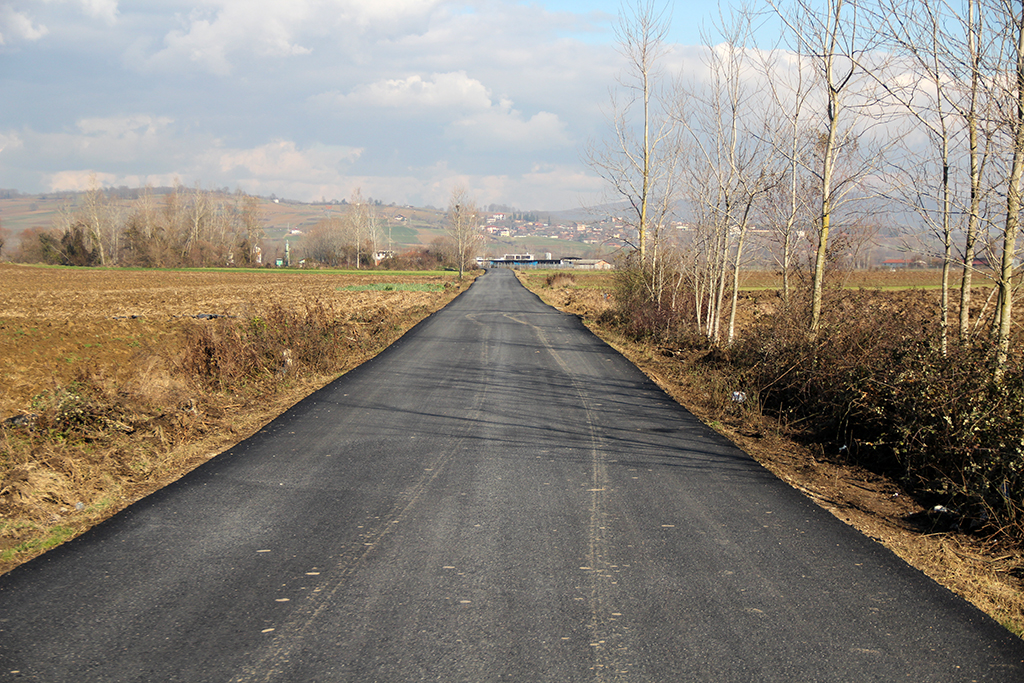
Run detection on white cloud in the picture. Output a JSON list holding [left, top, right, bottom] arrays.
[[1, 1, 642, 209], [217, 139, 362, 180], [138, 1, 315, 75], [0, 0, 119, 46], [0, 5, 48, 44], [322, 71, 572, 152], [447, 106, 572, 151], [47, 169, 119, 192], [58, 0, 119, 25], [337, 0, 445, 29], [0, 130, 25, 155], [133, 0, 448, 76], [335, 71, 492, 110]]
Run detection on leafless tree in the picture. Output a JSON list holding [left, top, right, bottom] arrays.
[[678, 5, 780, 343], [445, 186, 481, 279], [990, 0, 1024, 374], [182, 183, 210, 262], [871, 0, 1003, 354], [771, 0, 883, 336], [345, 188, 370, 269], [755, 11, 817, 308], [585, 0, 681, 278]]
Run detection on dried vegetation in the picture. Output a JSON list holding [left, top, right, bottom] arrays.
[[0, 264, 469, 573]]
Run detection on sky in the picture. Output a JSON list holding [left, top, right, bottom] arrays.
[[0, 0, 731, 211]]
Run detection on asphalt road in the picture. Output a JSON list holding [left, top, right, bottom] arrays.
[[1, 268, 1023, 682]]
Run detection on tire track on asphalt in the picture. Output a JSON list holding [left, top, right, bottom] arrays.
[[236, 317, 495, 683], [232, 439, 463, 683], [504, 312, 634, 682]]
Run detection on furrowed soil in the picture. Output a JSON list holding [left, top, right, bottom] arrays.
[[0, 264, 472, 573], [516, 269, 1024, 637]]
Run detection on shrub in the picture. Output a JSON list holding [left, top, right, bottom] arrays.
[[606, 260, 699, 344], [180, 301, 351, 390], [545, 273, 576, 288], [730, 290, 1024, 537]]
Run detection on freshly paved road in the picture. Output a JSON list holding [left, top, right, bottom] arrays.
[[1, 269, 1023, 682]]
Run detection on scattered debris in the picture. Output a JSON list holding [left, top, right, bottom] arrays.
[[905, 504, 991, 533], [2, 413, 38, 429], [278, 349, 294, 376]]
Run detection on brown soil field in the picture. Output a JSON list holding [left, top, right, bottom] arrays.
[[0, 264, 471, 572], [0, 265, 467, 416], [516, 269, 1024, 636]]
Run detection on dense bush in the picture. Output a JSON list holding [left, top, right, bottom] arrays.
[[727, 291, 1024, 536], [601, 259, 700, 344], [545, 272, 576, 287], [181, 301, 353, 390]]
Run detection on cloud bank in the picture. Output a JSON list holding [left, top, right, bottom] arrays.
[[0, 0, 658, 209]]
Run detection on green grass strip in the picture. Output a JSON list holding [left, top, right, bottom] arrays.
[[0, 525, 76, 562], [336, 283, 446, 292]]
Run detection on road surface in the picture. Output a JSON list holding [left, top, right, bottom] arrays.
[[1, 268, 1022, 681]]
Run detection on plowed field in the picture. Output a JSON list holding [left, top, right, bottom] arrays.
[[0, 264, 470, 571], [0, 265, 460, 417]]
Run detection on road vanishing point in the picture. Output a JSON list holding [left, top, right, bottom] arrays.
[[1, 268, 1023, 682]]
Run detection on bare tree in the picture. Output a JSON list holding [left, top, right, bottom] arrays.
[[756, 10, 817, 308], [445, 186, 481, 279], [871, 0, 1003, 354], [679, 5, 780, 344], [585, 0, 680, 275], [771, 0, 884, 336], [80, 177, 110, 266], [955, 0, 994, 342], [345, 188, 370, 269], [992, 0, 1024, 374]]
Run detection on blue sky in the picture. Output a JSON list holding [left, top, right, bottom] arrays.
[[0, 0, 734, 210]]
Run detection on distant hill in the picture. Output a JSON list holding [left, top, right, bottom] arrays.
[[0, 188, 450, 254], [0, 189, 619, 260]]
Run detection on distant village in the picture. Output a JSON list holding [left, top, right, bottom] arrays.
[[480, 212, 634, 252]]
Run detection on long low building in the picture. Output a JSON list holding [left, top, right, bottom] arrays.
[[481, 254, 614, 270]]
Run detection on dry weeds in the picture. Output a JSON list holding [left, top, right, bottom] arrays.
[[0, 264, 472, 573]]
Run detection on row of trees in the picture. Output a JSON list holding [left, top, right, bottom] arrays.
[[594, 0, 1024, 534], [303, 189, 385, 268], [302, 185, 481, 274], [6, 182, 485, 272], [11, 182, 266, 268], [595, 0, 1024, 364]]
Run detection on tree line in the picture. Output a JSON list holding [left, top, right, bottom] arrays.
[[1, 182, 487, 273], [597, 0, 1024, 358], [595, 0, 1024, 537], [7, 183, 265, 268]]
